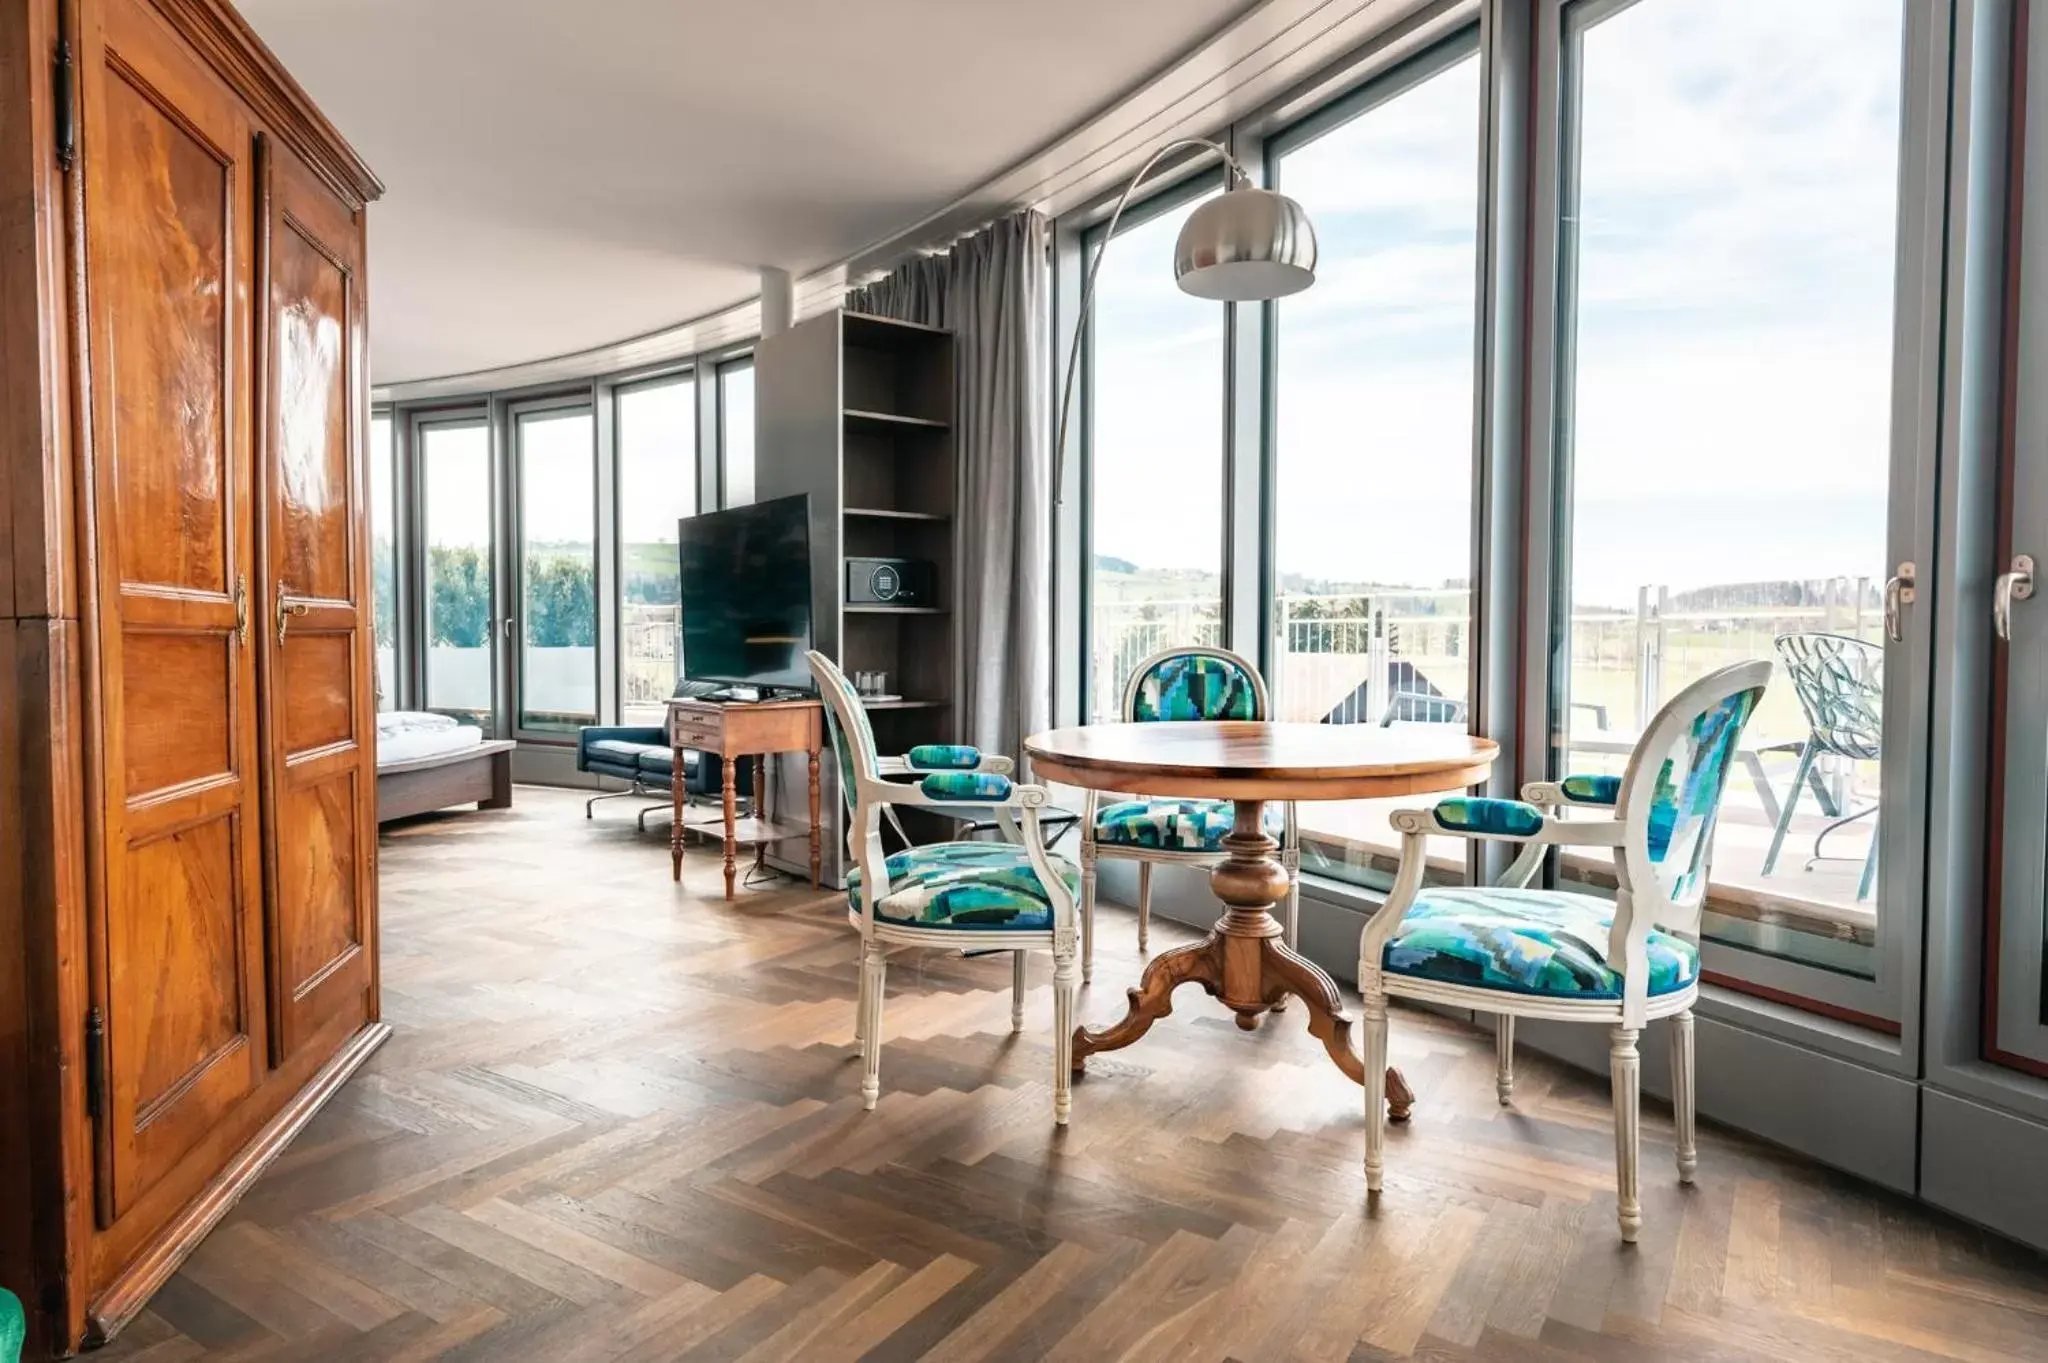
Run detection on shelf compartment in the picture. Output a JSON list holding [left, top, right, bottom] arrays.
[[845, 408, 948, 433], [844, 507, 949, 521]]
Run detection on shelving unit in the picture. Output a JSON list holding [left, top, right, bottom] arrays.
[[756, 308, 960, 883]]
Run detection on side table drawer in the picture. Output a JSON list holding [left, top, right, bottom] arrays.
[[670, 710, 725, 752]]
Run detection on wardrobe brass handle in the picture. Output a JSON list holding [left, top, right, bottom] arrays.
[[275, 587, 310, 646], [232, 574, 249, 647]]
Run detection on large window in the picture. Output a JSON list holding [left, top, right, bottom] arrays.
[[720, 357, 756, 507], [369, 412, 396, 710], [617, 374, 697, 724], [515, 405, 597, 731], [1085, 186, 1226, 721], [1269, 47, 1483, 887], [420, 419, 494, 726], [1552, 0, 1907, 981]]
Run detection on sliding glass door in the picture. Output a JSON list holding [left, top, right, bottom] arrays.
[[512, 402, 598, 733], [1548, 0, 1935, 1025], [617, 374, 697, 724], [1267, 40, 1483, 889], [419, 415, 496, 727], [1083, 182, 1227, 722]]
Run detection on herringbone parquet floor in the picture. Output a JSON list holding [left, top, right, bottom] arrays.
[[97, 786, 2048, 1362]]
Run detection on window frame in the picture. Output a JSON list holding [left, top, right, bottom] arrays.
[[608, 366, 699, 725], [506, 393, 601, 740]]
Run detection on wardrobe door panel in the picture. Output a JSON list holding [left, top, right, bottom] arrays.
[[257, 135, 374, 1063], [81, 0, 265, 1222]]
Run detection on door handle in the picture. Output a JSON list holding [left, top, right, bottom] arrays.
[[502, 616, 517, 640], [1995, 553, 2036, 642], [232, 573, 249, 648], [1883, 562, 1917, 643], [275, 584, 310, 646]]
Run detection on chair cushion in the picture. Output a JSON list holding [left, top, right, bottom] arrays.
[[1093, 798, 1282, 852], [847, 842, 1078, 931], [589, 738, 661, 766], [636, 746, 677, 775], [1380, 887, 1699, 1001]]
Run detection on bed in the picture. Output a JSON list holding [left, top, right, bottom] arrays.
[[376, 711, 517, 823]]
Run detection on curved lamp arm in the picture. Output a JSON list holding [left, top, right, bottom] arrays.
[[1051, 137, 1251, 506]]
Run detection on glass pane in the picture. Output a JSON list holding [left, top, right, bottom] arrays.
[[721, 359, 756, 507], [1556, 0, 1904, 980], [1271, 52, 1482, 890], [1087, 189, 1225, 722], [517, 408, 596, 731], [422, 421, 493, 726], [618, 376, 696, 725], [369, 413, 396, 711]]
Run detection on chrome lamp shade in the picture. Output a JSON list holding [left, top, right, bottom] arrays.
[[1173, 185, 1318, 301]]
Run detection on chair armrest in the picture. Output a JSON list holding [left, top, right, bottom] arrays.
[[884, 746, 1015, 777], [1522, 774, 1620, 807], [1388, 799, 1625, 847], [918, 771, 1014, 802]]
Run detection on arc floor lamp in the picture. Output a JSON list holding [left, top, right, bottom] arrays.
[[1051, 137, 1320, 507]]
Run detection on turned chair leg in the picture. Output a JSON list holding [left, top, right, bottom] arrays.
[[1011, 950, 1027, 1033], [1051, 944, 1079, 1126], [1611, 1025, 1642, 1242], [859, 940, 888, 1111], [1360, 979, 1389, 1194], [1080, 845, 1097, 986], [1136, 862, 1153, 954], [1671, 1010, 1698, 1183], [1496, 1015, 1515, 1106], [853, 941, 868, 1046]]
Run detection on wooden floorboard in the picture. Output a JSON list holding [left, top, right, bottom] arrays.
[[95, 786, 2048, 1361]]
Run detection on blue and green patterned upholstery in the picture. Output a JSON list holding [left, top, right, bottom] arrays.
[[1380, 886, 1698, 1000], [847, 842, 1079, 930], [1560, 774, 1621, 806], [920, 771, 1013, 802], [1433, 797, 1545, 838], [1642, 686, 1765, 903], [907, 744, 980, 770], [1127, 652, 1264, 723], [819, 686, 874, 814], [1093, 798, 1283, 852], [0, 1287, 21, 1363]]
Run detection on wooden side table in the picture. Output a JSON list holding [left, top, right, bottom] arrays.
[[666, 697, 824, 898]]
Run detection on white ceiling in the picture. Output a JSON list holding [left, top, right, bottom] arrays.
[[237, 0, 1260, 386]]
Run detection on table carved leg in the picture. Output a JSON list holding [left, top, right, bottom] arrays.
[[722, 756, 738, 900], [808, 748, 822, 890], [1072, 798, 1416, 1122], [670, 753, 685, 883]]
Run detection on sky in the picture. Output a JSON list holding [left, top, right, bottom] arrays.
[[1090, 0, 1907, 611]]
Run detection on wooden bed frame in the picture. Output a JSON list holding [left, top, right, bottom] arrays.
[[376, 739, 518, 823]]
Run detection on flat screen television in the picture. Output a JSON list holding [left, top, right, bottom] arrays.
[[676, 494, 814, 693]]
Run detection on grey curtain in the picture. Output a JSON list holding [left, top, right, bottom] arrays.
[[846, 210, 1050, 759]]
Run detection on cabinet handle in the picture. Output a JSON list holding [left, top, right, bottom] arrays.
[[1883, 562, 1917, 643], [276, 584, 310, 646], [1995, 553, 2036, 642], [232, 573, 249, 647]]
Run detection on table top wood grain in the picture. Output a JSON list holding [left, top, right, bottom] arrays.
[[1024, 721, 1498, 802]]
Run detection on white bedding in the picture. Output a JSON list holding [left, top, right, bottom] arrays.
[[376, 712, 485, 767]]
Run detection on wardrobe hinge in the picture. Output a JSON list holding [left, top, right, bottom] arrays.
[[83, 1006, 105, 1123], [53, 9, 77, 174]]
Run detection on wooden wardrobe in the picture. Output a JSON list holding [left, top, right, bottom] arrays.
[[0, 0, 383, 1353]]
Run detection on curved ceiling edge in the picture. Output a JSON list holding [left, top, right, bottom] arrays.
[[371, 0, 1468, 406]]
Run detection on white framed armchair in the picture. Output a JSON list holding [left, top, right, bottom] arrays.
[[1079, 646, 1300, 983], [1358, 661, 1772, 1242], [808, 652, 1084, 1124]]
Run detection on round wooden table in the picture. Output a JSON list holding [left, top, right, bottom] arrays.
[[1025, 721, 1499, 1119]]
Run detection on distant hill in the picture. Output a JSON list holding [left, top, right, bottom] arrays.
[[1094, 553, 1139, 575]]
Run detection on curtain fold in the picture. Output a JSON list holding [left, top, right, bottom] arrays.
[[846, 211, 1050, 760]]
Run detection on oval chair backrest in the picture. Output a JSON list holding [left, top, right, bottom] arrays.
[[1122, 646, 1268, 724], [1774, 632, 1883, 761], [808, 651, 878, 817], [1613, 659, 1773, 935]]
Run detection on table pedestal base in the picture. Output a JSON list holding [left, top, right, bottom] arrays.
[[1070, 799, 1416, 1121]]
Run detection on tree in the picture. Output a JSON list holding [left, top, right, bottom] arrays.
[[428, 545, 491, 646], [525, 553, 596, 647]]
